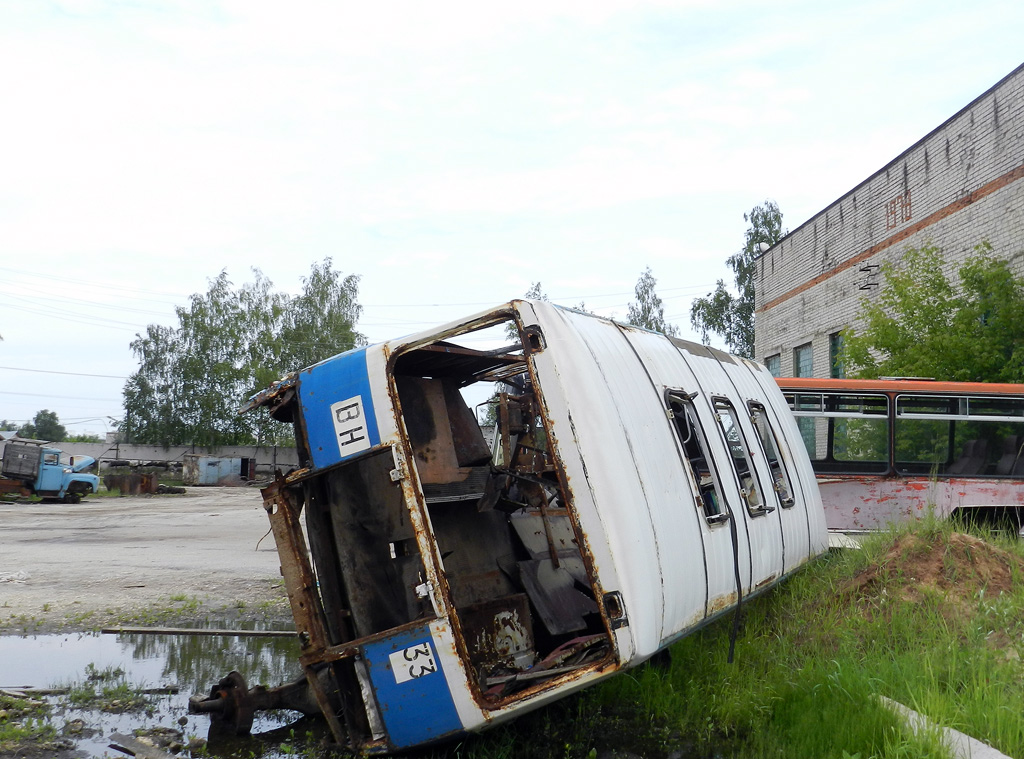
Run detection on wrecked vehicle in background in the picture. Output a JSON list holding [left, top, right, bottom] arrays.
[[0, 439, 99, 503], [205, 300, 828, 753]]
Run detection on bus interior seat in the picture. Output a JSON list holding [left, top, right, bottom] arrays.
[[995, 435, 1024, 476], [947, 439, 989, 475]]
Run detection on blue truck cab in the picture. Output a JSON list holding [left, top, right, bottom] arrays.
[[0, 440, 100, 503]]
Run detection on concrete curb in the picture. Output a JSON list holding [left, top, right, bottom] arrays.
[[878, 696, 1012, 759]]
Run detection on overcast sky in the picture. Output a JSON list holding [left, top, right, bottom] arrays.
[[2, 0, 1022, 437]]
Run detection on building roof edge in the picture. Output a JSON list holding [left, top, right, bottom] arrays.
[[754, 60, 1024, 262]]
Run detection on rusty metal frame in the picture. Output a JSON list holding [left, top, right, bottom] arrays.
[[261, 476, 353, 747], [382, 305, 618, 711]]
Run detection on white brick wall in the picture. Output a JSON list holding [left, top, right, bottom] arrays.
[[755, 62, 1024, 377]]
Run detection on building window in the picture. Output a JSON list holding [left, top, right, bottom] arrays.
[[765, 354, 781, 377], [794, 343, 813, 377], [793, 343, 814, 451], [829, 333, 845, 379]]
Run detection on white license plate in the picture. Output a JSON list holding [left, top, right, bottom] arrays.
[[389, 641, 438, 684], [331, 396, 371, 457]]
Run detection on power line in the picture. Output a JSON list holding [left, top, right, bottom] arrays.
[[0, 300, 143, 332], [0, 265, 191, 302], [1, 390, 122, 402], [0, 366, 128, 379], [0, 283, 175, 317], [360, 283, 715, 309], [0, 292, 150, 328]]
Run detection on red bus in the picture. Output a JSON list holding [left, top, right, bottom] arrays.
[[776, 377, 1024, 536]]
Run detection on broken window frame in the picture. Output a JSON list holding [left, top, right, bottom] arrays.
[[747, 401, 796, 510], [666, 390, 728, 524], [711, 397, 772, 517]]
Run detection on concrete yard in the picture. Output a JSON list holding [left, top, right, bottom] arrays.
[[0, 487, 290, 633]]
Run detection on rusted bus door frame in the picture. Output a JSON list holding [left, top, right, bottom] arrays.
[[263, 469, 469, 753], [261, 477, 352, 746], [503, 302, 619, 672], [382, 302, 619, 712], [384, 311, 505, 714], [510, 303, 616, 657]]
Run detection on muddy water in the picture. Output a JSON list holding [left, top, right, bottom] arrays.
[[0, 623, 314, 758]]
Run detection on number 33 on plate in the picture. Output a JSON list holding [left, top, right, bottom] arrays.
[[389, 642, 438, 684]]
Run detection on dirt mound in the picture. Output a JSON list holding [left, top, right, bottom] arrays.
[[841, 532, 1024, 622]]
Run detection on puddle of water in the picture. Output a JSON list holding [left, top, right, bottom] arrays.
[[0, 622, 320, 758]]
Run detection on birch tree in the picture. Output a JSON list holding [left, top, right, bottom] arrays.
[[122, 259, 363, 446]]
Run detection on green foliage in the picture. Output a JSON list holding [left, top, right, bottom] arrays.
[[627, 267, 678, 336], [691, 199, 785, 357], [506, 281, 550, 342], [65, 663, 149, 712], [842, 243, 1024, 382], [64, 433, 102, 443], [121, 258, 364, 447], [17, 409, 67, 441], [0, 692, 55, 748]]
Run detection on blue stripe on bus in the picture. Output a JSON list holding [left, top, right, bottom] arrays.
[[363, 623, 464, 749], [297, 347, 382, 470]]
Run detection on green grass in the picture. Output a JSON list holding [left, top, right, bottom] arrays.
[[1, 612, 43, 633], [64, 663, 150, 713], [0, 692, 57, 748], [592, 517, 1024, 758]]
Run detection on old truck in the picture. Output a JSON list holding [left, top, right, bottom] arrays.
[[0, 439, 100, 503]]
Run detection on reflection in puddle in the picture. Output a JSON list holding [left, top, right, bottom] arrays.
[[0, 623, 311, 758]]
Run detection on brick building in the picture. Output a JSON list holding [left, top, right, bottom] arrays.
[[754, 62, 1024, 379]]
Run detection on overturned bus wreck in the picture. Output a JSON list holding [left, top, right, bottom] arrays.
[[197, 300, 828, 753]]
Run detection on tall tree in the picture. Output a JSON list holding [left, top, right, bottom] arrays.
[[841, 243, 1024, 382], [274, 259, 364, 383], [18, 409, 67, 441], [627, 267, 678, 336], [122, 259, 364, 447], [690, 200, 785, 358]]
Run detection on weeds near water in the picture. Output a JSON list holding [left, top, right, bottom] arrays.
[[64, 663, 151, 713], [0, 692, 57, 749], [172, 594, 202, 612], [116, 593, 207, 627], [2, 612, 43, 633]]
